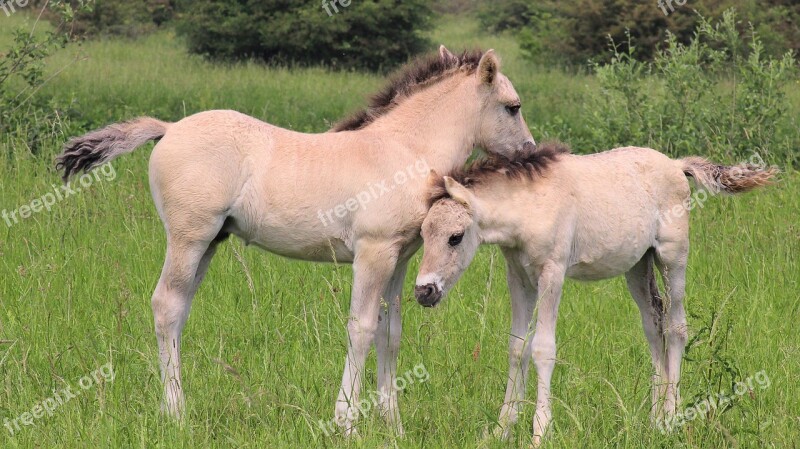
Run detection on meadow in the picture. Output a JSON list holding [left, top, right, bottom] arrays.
[[1, 13, 798, 448]]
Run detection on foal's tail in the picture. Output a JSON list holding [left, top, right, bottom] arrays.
[[679, 156, 779, 194], [56, 117, 171, 181]]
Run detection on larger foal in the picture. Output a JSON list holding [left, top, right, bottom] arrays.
[[414, 143, 777, 445], [56, 47, 535, 433]]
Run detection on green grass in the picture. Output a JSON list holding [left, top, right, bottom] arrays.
[[1, 12, 799, 449]]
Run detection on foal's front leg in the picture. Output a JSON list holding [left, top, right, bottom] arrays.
[[335, 239, 399, 435], [374, 259, 408, 435], [495, 249, 537, 439], [530, 262, 566, 446]]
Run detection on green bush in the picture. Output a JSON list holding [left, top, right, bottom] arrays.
[[1, 1, 90, 155], [504, 0, 800, 66], [476, 0, 541, 32], [585, 10, 798, 165], [523, 0, 698, 65], [176, 0, 433, 72], [47, 0, 176, 38], [432, 0, 477, 15]]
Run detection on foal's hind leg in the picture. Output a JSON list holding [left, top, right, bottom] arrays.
[[188, 231, 228, 300], [152, 224, 226, 419], [624, 250, 668, 422], [654, 240, 689, 421]]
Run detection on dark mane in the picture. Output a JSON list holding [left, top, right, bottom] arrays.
[[332, 49, 484, 132], [429, 141, 571, 206]]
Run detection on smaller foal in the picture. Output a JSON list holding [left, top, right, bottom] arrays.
[[414, 143, 776, 445]]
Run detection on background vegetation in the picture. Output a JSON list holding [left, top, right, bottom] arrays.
[[479, 0, 800, 65], [175, 0, 432, 72], [1, 2, 798, 448]]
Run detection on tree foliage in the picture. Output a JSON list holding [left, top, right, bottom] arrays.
[[478, 0, 800, 65], [46, 0, 176, 38], [176, 0, 433, 72]]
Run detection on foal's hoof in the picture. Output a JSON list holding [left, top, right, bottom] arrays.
[[340, 423, 359, 437], [494, 424, 513, 441], [377, 409, 405, 437], [159, 401, 185, 423], [481, 424, 512, 442]]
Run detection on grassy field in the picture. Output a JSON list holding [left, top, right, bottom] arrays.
[[1, 13, 799, 449]]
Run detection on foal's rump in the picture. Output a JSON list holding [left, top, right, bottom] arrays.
[[562, 146, 777, 280], [56, 110, 258, 183], [56, 110, 273, 246], [560, 148, 681, 280], [572, 146, 778, 207]]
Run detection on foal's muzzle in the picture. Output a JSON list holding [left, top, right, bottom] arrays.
[[414, 283, 442, 308]]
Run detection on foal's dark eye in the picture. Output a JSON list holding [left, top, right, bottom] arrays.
[[448, 233, 464, 247], [505, 104, 521, 116]]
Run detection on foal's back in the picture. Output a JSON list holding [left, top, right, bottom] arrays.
[[541, 147, 690, 281]]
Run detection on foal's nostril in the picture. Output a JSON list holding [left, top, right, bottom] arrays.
[[414, 283, 442, 307], [414, 284, 432, 300]]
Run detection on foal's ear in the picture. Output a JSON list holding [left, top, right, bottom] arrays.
[[426, 169, 440, 186], [478, 49, 500, 85], [444, 176, 473, 209], [439, 45, 456, 63]]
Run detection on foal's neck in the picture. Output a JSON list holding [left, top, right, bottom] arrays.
[[371, 74, 480, 175], [473, 183, 522, 247]]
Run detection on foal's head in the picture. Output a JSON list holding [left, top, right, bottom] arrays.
[[334, 45, 535, 158], [414, 177, 481, 307], [414, 142, 569, 307], [469, 49, 535, 157]]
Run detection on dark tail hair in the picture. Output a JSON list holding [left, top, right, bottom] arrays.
[[680, 156, 779, 194], [56, 117, 170, 181]]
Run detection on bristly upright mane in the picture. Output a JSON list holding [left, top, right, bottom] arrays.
[[429, 141, 571, 206], [332, 49, 484, 132]]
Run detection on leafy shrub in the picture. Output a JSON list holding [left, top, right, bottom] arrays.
[[432, 0, 477, 15], [48, 0, 176, 38], [1, 1, 91, 155], [585, 10, 797, 165], [503, 0, 800, 66], [476, 0, 541, 32], [177, 0, 433, 72]]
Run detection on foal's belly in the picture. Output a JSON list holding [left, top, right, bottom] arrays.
[[224, 214, 356, 263], [565, 251, 644, 281], [249, 232, 355, 263], [565, 237, 652, 281]]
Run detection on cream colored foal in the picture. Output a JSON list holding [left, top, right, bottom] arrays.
[[415, 143, 776, 445], [56, 47, 535, 434]]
